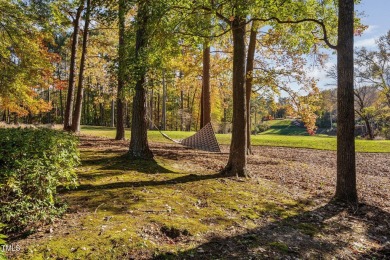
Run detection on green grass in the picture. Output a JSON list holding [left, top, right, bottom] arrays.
[[80, 122, 390, 153], [14, 149, 307, 259], [261, 119, 308, 135]]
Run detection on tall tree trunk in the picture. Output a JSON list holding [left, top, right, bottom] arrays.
[[111, 99, 115, 127], [149, 87, 154, 129], [59, 88, 63, 122], [201, 42, 211, 127], [82, 87, 86, 125], [116, 0, 126, 140], [246, 21, 257, 154], [180, 89, 184, 131], [64, 3, 83, 131], [221, 17, 248, 177], [129, 2, 153, 159], [71, 0, 91, 133], [157, 92, 160, 128], [162, 70, 167, 130], [335, 0, 357, 204], [47, 87, 51, 123]]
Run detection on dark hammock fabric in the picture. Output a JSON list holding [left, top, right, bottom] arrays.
[[180, 122, 221, 153], [157, 122, 221, 153]]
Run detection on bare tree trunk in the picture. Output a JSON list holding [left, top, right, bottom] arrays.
[[71, 0, 91, 133], [202, 42, 211, 127], [178, 88, 183, 132], [115, 0, 126, 139], [111, 99, 115, 127], [149, 87, 154, 129], [64, 3, 83, 131], [162, 70, 167, 130], [200, 89, 203, 129], [129, 2, 153, 159], [221, 17, 248, 177], [363, 118, 374, 139], [335, 0, 357, 204], [246, 21, 257, 154], [157, 92, 160, 127]]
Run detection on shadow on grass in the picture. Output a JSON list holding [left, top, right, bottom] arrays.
[[80, 152, 174, 174], [76, 172, 223, 192], [153, 202, 390, 259]]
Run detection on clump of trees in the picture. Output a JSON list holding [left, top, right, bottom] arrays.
[[2, 0, 382, 205], [320, 30, 390, 140]]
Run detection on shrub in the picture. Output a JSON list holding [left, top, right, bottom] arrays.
[[0, 223, 6, 259], [0, 128, 79, 232], [253, 123, 270, 134], [380, 127, 390, 140]]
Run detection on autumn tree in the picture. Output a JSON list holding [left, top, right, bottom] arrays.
[[355, 31, 390, 107], [0, 0, 54, 120], [354, 86, 378, 139]]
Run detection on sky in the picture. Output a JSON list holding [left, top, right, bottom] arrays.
[[309, 0, 390, 90]]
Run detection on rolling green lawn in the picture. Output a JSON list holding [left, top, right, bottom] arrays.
[[80, 121, 390, 153]]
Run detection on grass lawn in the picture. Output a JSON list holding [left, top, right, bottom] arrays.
[[11, 136, 390, 259], [13, 147, 308, 259], [81, 121, 390, 153]]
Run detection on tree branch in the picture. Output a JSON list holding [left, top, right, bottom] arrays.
[[250, 17, 337, 50]]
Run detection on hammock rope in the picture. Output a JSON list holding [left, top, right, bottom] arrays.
[[147, 117, 221, 153]]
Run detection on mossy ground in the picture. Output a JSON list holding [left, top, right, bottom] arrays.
[[11, 146, 307, 259], [9, 136, 390, 259]]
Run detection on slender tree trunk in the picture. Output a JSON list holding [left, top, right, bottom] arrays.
[[111, 99, 115, 127], [221, 17, 248, 177], [202, 42, 211, 127], [149, 87, 154, 129], [180, 89, 184, 131], [162, 70, 167, 130], [246, 21, 257, 154], [335, 0, 357, 204], [363, 117, 374, 139], [64, 3, 83, 131], [47, 88, 51, 123], [157, 92, 160, 128], [200, 89, 203, 128], [82, 88, 86, 125], [71, 0, 91, 133], [129, 2, 153, 159], [116, 0, 126, 139]]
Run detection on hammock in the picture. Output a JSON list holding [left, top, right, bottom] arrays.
[[152, 121, 221, 153]]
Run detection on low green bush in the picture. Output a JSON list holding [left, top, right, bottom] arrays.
[[253, 123, 270, 134], [0, 128, 79, 232], [0, 223, 6, 259]]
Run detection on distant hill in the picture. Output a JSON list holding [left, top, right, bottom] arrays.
[[259, 120, 309, 136]]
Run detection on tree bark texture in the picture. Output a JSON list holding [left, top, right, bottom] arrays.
[[201, 42, 211, 128], [335, 0, 358, 204], [246, 21, 257, 155], [63, 3, 83, 131], [221, 17, 248, 177], [129, 2, 153, 159], [115, 0, 126, 140]]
